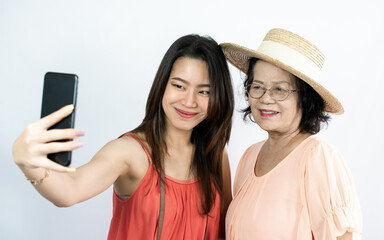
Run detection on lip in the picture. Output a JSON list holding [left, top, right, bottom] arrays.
[[259, 109, 279, 117], [175, 108, 198, 119]]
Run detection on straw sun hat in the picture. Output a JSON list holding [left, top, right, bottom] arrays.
[[220, 28, 344, 114]]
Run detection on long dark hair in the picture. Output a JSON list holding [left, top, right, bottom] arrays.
[[132, 34, 234, 214]]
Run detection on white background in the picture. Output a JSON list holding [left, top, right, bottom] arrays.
[[1, 0, 383, 239]]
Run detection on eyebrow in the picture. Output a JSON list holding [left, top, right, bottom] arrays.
[[171, 77, 210, 88], [252, 79, 290, 85]]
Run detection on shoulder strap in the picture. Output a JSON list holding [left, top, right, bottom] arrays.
[[120, 132, 152, 162]]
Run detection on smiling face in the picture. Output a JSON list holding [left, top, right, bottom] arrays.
[[249, 60, 302, 135], [162, 57, 210, 133]]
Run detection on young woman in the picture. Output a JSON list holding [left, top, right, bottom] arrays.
[[13, 34, 234, 239]]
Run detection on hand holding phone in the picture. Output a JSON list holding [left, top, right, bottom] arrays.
[[41, 72, 78, 166]]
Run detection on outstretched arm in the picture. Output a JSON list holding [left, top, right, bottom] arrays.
[[13, 105, 131, 207]]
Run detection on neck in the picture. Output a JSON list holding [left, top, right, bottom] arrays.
[[266, 129, 308, 149], [164, 128, 193, 149], [163, 126, 195, 179]]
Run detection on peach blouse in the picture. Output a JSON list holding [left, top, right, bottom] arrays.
[[226, 135, 362, 240]]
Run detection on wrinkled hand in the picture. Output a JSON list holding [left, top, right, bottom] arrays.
[[13, 105, 84, 172]]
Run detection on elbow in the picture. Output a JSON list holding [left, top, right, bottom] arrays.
[[45, 190, 79, 207], [51, 198, 77, 208], [53, 202, 74, 208]]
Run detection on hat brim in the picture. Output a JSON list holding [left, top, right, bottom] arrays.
[[221, 43, 344, 114]]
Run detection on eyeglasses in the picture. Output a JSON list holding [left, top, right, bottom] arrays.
[[246, 83, 297, 101]]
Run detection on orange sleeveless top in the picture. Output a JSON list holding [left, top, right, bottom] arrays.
[[107, 133, 221, 240]]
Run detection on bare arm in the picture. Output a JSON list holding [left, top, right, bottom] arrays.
[[12, 105, 132, 207], [218, 148, 232, 239]]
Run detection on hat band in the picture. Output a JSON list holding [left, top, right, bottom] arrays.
[[257, 41, 322, 81]]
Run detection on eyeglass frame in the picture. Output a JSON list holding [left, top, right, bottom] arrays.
[[245, 83, 298, 101]]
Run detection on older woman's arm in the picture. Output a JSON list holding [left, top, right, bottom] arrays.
[[305, 139, 362, 239]]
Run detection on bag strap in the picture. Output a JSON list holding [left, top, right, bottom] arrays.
[[156, 175, 165, 240], [122, 132, 209, 239], [204, 215, 208, 239], [122, 132, 208, 239], [156, 175, 208, 240]]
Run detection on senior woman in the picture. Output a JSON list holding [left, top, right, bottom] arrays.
[[221, 29, 362, 239]]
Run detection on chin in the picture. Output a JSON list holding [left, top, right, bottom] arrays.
[[257, 123, 279, 132], [172, 122, 199, 132]]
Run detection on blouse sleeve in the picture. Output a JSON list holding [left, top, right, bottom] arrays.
[[304, 139, 362, 240]]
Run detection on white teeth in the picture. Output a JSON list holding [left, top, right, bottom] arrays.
[[262, 111, 277, 114]]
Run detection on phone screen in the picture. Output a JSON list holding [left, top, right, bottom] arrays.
[[41, 72, 78, 166]]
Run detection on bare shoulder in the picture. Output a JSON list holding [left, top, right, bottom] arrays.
[[98, 133, 150, 166], [221, 148, 230, 171], [220, 147, 232, 227], [222, 148, 229, 161], [111, 133, 151, 195], [88, 134, 147, 174]]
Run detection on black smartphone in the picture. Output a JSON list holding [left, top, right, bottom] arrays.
[[41, 72, 79, 166]]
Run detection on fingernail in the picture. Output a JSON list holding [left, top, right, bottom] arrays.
[[73, 142, 84, 149], [66, 104, 74, 112], [67, 167, 76, 172], [75, 131, 85, 137]]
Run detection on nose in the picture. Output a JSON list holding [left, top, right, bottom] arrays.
[[182, 90, 197, 108], [258, 89, 275, 104]]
